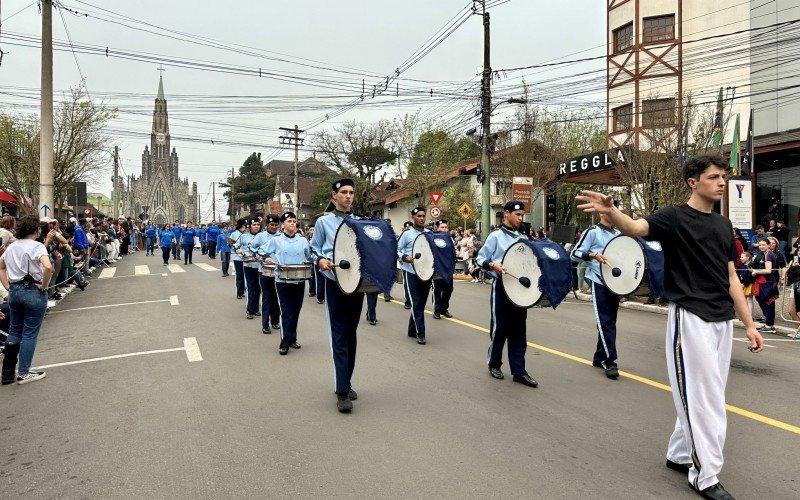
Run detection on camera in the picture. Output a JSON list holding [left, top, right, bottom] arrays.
[[22, 274, 38, 289]]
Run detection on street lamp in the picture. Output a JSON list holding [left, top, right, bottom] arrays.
[[476, 97, 527, 236]]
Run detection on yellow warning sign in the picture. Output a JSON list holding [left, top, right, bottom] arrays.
[[457, 203, 474, 219]]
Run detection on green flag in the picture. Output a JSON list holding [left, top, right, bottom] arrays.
[[711, 88, 724, 149], [729, 114, 740, 174]]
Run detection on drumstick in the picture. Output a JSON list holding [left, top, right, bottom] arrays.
[[329, 260, 351, 270], [503, 270, 531, 288], [601, 260, 622, 277]]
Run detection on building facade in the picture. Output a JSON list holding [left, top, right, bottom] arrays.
[[127, 76, 198, 226]]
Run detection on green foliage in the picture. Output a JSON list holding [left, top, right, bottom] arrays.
[[441, 178, 479, 229], [407, 130, 479, 176], [347, 146, 396, 174], [222, 152, 274, 216]]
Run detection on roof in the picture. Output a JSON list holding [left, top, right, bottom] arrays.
[[264, 157, 332, 178]]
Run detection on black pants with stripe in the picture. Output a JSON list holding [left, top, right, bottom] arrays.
[[365, 292, 378, 322], [487, 278, 528, 375], [276, 281, 304, 348], [259, 274, 281, 329], [324, 278, 364, 394], [432, 279, 453, 314], [233, 260, 246, 298], [590, 280, 620, 367], [403, 271, 430, 339], [243, 266, 261, 315]]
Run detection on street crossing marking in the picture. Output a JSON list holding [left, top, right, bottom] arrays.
[[33, 337, 203, 370], [193, 263, 217, 272], [49, 297, 177, 314], [98, 268, 116, 279], [167, 264, 185, 273], [134, 265, 150, 275], [170, 295, 179, 306], [388, 300, 800, 436]]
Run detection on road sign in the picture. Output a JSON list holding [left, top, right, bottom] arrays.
[[511, 177, 533, 214], [84, 208, 91, 215], [429, 191, 443, 206], [457, 203, 473, 219], [429, 206, 442, 219]]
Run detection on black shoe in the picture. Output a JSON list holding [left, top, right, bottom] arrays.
[[271, 323, 280, 330], [592, 360, 604, 368], [408, 332, 417, 338], [443, 311, 453, 318], [262, 328, 271, 334], [368, 319, 377, 326], [253, 311, 261, 316], [279, 347, 289, 355], [246, 313, 253, 320], [417, 336, 426, 345], [383, 295, 392, 302], [78, 281, 88, 291], [309, 292, 316, 297], [1, 343, 19, 385], [337, 393, 353, 413], [237, 295, 244, 300], [290, 342, 301, 349], [317, 299, 324, 304], [689, 482, 734, 500], [645, 297, 655, 305], [348, 389, 358, 401], [659, 299, 669, 307], [666, 459, 691, 475], [51, 292, 63, 300], [604, 364, 620, 380], [433, 312, 441, 319], [489, 367, 504, 380], [404, 303, 411, 309], [513, 374, 538, 388]]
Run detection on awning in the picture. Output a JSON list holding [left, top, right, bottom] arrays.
[[0, 189, 17, 204]]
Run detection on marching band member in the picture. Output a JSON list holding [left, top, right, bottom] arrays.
[[570, 210, 622, 380], [233, 219, 262, 320], [228, 219, 247, 299], [310, 178, 362, 413], [264, 212, 311, 355], [432, 219, 455, 319], [397, 208, 431, 344], [401, 220, 413, 309], [476, 201, 538, 388], [254, 214, 282, 334]]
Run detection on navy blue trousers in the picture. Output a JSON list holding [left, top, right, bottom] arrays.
[[243, 266, 261, 315], [276, 282, 304, 348], [324, 278, 363, 394], [365, 292, 378, 321], [590, 280, 620, 367], [233, 260, 246, 298], [314, 264, 325, 300], [487, 278, 528, 376], [259, 274, 281, 329], [432, 279, 453, 314], [403, 271, 430, 338]]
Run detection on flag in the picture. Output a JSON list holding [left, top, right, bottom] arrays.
[[711, 87, 724, 149], [741, 109, 754, 175], [729, 114, 740, 174]]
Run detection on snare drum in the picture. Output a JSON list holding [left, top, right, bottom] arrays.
[[261, 264, 277, 277], [278, 264, 312, 281]]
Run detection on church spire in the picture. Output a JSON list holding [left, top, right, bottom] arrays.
[[157, 74, 165, 100]]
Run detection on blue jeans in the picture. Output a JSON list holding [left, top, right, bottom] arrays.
[[131, 232, 138, 252], [7, 284, 48, 375], [145, 237, 155, 255], [220, 251, 231, 275]]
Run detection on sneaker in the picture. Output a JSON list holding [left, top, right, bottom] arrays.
[[336, 393, 353, 413], [17, 371, 46, 384], [761, 326, 777, 334], [604, 364, 620, 380], [789, 332, 800, 340]]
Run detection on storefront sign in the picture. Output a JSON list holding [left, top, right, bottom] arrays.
[[727, 178, 752, 233], [557, 148, 627, 178], [511, 177, 533, 214]]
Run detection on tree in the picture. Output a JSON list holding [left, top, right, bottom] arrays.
[[441, 178, 479, 229], [220, 152, 274, 216], [0, 115, 38, 214]]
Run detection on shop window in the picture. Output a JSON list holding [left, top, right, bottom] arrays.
[[613, 22, 633, 52], [642, 98, 676, 128], [643, 15, 675, 43], [613, 104, 633, 132]]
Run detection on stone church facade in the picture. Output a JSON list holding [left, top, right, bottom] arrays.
[[127, 76, 197, 226]]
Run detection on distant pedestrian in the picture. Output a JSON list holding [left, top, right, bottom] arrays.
[[158, 225, 175, 265]]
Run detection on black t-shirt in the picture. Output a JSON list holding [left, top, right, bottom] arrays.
[[645, 204, 737, 322], [772, 226, 789, 242]]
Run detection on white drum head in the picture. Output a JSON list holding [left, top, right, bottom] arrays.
[[500, 241, 542, 308], [412, 234, 435, 281], [600, 235, 647, 296], [333, 223, 363, 294]]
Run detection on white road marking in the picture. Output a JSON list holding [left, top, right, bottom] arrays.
[[170, 295, 179, 306], [161, 273, 168, 276], [194, 263, 217, 272], [98, 268, 116, 279], [48, 298, 172, 314], [733, 337, 776, 348], [33, 347, 185, 369], [134, 265, 150, 275], [183, 337, 203, 362], [167, 264, 185, 273]]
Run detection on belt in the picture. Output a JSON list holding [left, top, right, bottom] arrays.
[[9, 280, 42, 285]]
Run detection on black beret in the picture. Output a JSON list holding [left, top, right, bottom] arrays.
[[411, 206, 425, 216], [246, 218, 260, 226], [436, 219, 448, 226], [265, 214, 280, 223], [403, 221, 413, 228], [332, 178, 354, 192], [280, 212, 296, 222], [503, 200, 525, 212]]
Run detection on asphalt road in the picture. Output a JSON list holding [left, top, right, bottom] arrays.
[[1, 251, 798, 499]]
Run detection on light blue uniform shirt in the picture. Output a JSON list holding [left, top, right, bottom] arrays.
[[234, 231, 261, 269], [264, 233, 312, 282], [250, 230, 279, 270], [229, 230, 243, 261], [397, 226, 429, 274], [310, 211, 357, 281], [476, 226, 525, 279], [570, 224, 621, 285]]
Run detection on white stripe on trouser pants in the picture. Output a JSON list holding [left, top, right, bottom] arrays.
[[487, 279, 498, 364], [590, 281, 611, 362], [403, 271, 417, 334], [665, 303, 732, 491]]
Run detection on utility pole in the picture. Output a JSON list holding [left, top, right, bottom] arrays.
[[212, 182, 216, 221], [230, 167, 235, 220], [39, 0, 54, 219], [479, 0, 492, 237], [279, 125, 305, 213], [113, 146, 119, 219]]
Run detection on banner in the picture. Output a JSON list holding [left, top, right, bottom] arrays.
[[511, 177, 533, 214], [727, 178, 752, 232], [280, 192, 296, 210]]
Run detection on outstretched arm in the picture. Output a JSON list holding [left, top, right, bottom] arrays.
[[575, 190, 649, 238]]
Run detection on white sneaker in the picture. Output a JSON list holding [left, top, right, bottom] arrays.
[[17, 371, 46, 384]]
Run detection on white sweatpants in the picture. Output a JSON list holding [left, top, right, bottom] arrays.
[[665, 303, 732, 490]]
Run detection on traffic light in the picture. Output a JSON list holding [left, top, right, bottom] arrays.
[[476, 168, 485, 184], [546, 193, 557, 229]]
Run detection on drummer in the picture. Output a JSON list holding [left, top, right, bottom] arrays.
[[432, 219, 455, 319], [570, 209, 622, 380], [253, 214, 282, 334], [264, 212, 311, 355], [233, 218, 262, 320], [310, 178, 363, 413], [401, 221, 413, 309], [397, 207, 431, 345], [475, 200, 538, 388]]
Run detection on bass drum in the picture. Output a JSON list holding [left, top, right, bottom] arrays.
[[332, 222, 380, 294], [600, 235, 647, 296], [411, 234, 435, 281], [500, 241, 543, 308]]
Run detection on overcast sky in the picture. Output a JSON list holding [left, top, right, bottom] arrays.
[[0, 0, 606, 219]]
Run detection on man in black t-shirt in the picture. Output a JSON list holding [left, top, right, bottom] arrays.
[[577, 154, 764, 500]]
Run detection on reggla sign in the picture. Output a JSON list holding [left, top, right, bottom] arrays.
[[557, 148, 627, 178]]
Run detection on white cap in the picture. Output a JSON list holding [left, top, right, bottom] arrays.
[[69, 217, 77, 223]]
